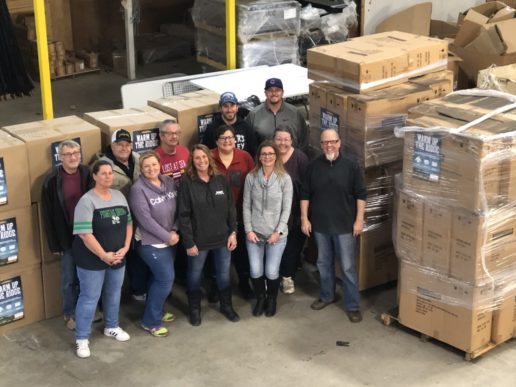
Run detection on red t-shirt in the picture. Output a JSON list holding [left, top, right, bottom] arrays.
[[155, 145, 190, 185], [211, 148, 254, 218], [61, 168, 83, 223]]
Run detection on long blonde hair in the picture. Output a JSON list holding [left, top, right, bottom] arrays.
[[186, 144, 219, 177]]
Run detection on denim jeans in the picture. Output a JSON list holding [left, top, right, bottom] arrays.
[[314, 232, 360, 311], [247, 238, 287, 280], [75, 266, 125, 340], [187, 246, 231, 292], [137, 242, 175, 328], [61, 249, 79, 317], [126, 245, 150, 296]]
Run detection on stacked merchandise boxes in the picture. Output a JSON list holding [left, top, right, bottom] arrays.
[[192, 0, 301, 68], [395, 90, 516, 354], [2, 116, 102, 320], [306, 31, 452, 290]]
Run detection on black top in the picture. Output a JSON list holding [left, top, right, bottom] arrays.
[[284, 148, 309, 228], [301, 154, 366, 234], [178, 174, 237, 251]]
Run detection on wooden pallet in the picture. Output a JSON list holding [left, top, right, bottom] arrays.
[[380, 307, 510, 361], [51, 67, 100, 80], [196, 55, 227, 71]]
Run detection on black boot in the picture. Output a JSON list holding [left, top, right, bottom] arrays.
[[251, 277, 266, 317], [207, 280, 219, 303], [238, 274, 255, 300], [265, 278, 280, 317], [219, 287, 240, 322], [187, 290, 202, 326]]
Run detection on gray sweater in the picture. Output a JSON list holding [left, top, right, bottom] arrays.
[[243, 169, 293, 239]]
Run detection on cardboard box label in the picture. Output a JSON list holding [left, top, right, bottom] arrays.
[[197, 113, 215, 144], [0, 218, 19, 266], [320, 108, 339, 130], [51, 138, 82, 167], [0, 275, 24, 326], [0, 158, 7, 205], [413, 133, 442, 182], [132, 129, 159, 152]]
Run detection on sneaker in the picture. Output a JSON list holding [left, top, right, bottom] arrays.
[[161, 312, 175, 323], [93, 308, 103, 323], [132, 293, 147, 302], [141, 324, 169, 338], [347, 310, 363, 323], [310, 298, 336, 310], [76, 339, 90, 358], [104, 327, 130, 342], [281, 277, 295, 294], [64, 316, 76, 331]]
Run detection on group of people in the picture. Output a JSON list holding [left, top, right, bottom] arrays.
[[41, 78, 366, 359]]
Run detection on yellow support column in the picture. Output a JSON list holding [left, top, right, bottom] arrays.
[[33, 0, 53, 119], [226, 0, 236, 69]]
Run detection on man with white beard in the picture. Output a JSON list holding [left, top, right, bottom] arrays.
[[300, 128, 366, 323]]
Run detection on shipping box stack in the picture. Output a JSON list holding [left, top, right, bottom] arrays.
[[2, 116, 101, 320], [148, 90, 220, 147], [0, 131, 43, 333], [307, 31, 452, 290], [192, 0, 301, 69], [395, 90, 516, 356]]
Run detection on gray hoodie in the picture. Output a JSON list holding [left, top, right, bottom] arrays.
[[243, 169, 293, 239]]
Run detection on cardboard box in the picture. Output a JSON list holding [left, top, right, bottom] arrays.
[[0, 206, 41, 273], [403, 93, 516, 211], [2, 116, 101, 202], [477, 64, 516, 95], [395, 190, 424, 263], [83, 106, 175, 152], [0, 264, 45, 334], [491, 284, 516, 344], [399, 262, 494, 353], [421, 202, 452, 274], [148, 90, 220, 147], [41, 260, 62, 319], [32, 203, 59, 265], [450, 207, 516, 284], [375, 3, 432, 36], [0, 131, 31, 212], [307, 31, 448, 92]]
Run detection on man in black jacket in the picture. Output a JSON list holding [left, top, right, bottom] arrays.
[[41, 140, 93, 330], [202, 91, 258, 158]]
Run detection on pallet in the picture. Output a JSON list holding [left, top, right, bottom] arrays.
[[380, 307, 508, 361], [196, 55, 227, 71], [51, 67, 101, 80]]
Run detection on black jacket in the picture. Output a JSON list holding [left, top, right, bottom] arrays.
[[178, 174, 237, 251], [202, 113, 258, 158], [41, 164, 93, 253]]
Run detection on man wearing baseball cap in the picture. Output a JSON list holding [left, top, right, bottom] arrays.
[[246, 78, 309, 152], [202, 91, 258, 157]]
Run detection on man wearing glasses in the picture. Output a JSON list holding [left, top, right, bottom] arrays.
[[202, 92, 258, 158], [300, 128, 366, 323], [42, 140, 93, 330], [155, 120, 189, 185], [246, 78, 309, 153]]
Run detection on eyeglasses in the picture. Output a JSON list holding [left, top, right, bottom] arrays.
[[218, 136, 235, 142], [320, 139, 340, 146], [162, 131, 181, 137], [260, 152, 276, 158], [60, 151, 81, 158]]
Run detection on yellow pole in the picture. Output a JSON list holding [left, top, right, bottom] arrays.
[[33, 0, 53, 119], [226, 0, 236, 69]]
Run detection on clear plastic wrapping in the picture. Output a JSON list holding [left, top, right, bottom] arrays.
[[477, 64, 516, 96], [320, 1, 358, 44], [192, 0, 300, 44]]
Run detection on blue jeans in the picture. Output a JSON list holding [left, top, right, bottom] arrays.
[[61, 249, 79, 317], [247, 238, 287, 280], [137, 243, 175, 328], [187, 246, 231, 292], [314, 232, 360, 311], [126, 245, 150, 296], [75, 266, 125, 340]]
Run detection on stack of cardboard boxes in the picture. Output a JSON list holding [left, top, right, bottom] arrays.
[[306, 31, 452, 290], [395, 91, 516, 353]]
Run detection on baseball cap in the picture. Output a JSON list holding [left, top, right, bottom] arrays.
[[111, 129, 132, 143], [265, 78, 283, 90], [219, 91, 238, 105]]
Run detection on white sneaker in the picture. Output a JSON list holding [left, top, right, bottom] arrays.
[[132, 293, 147, 302], [64, 316, 76, 331], [104, 327, 130, 342], [282, 277, 295, 294], [76, 339, 90, 358]]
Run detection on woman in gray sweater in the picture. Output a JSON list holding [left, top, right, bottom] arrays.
[[130, 151, 179, 337], [243, 140, 293, 317]]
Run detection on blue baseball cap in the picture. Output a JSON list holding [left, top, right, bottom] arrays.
[[219, 91, 238, 105], [265, 78, 283, 90]]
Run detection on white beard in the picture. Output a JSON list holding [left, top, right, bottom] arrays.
[[325, 152, 336, 161]]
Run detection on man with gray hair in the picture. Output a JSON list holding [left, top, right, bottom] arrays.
[[154, 120, 189, 185], [300, 128, 366, 323], [42, 140, 93, 330]]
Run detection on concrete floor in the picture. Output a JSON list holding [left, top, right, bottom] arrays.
[[1, 66, 515, 386]]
